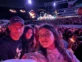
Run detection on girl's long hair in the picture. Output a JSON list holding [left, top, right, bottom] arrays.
[[20, 26, 34, 58], [38, 24, 72, 62], [23, 26, 34, 50]]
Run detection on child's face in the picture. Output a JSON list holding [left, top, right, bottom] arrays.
[[38, 28, 55, 49]]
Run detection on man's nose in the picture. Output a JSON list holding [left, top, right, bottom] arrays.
[[17, 28, 21, 32], [41, 36, 47, 40]]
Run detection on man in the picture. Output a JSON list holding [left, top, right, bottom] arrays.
[[0, 16, 24, 61]]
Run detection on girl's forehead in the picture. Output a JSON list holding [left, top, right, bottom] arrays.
[[39, 28, 52, 34], [39, 28, 49, 31]]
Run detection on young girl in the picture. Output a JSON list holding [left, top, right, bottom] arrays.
[[22, 24, 80, 62], [20, 26, 37, 58]]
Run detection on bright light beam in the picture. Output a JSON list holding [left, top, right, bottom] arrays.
[[53, 2, 56, 6], [28, 0, 32, 4]]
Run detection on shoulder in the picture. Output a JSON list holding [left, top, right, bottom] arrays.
[[0, 35, 12, 49], [0, 35, 11, 44], [22, 51, 46, 62], [65, 49, 80, 62], [22, 51, 42, 58], [22, 52, 38, 61]]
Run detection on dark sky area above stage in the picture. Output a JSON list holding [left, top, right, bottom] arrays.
[[0, 0, 24, 8], [0, 0, 67, 19], [0, 0, 82, 8], [0, 0, 82, 20], [0, 0, 62, 7], [0, 0, 70, 8]]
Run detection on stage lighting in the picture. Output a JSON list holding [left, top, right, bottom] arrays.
[[53, 2, 56, 6], [20, 9, 26, 13], [28, 0, 32, 4], [9, 9, 17, 13], [29, 10, 36, 19]]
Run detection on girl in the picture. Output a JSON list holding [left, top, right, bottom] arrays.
[[20, 26, 37, 58], [22, 24, 80, 62]]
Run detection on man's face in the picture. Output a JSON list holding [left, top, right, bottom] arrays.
[[8, 22, 24, 39]]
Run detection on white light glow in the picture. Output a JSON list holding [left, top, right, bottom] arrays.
[[29, 10, 36, 18], [9, 9, 17, 13], [28, 0, 32, 4], [20, 9, 26, 13], [53, 2, 56, 6]]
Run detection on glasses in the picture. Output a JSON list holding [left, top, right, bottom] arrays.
[[39, 33, 51, 38]]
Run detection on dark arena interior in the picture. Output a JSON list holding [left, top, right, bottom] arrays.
[[0, 0, 82, 62]]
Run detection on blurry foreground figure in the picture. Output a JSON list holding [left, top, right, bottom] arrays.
[[3, 59, 36, 62]]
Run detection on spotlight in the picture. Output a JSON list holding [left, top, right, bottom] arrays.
[[53, 2, 56, 6], [28, 0, 32, 4]]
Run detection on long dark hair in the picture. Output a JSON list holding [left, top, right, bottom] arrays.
[[38, 24, 72, 62], [20, 26, 34, 58]]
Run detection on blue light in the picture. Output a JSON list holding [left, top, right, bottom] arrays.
[[28, 0, 32, 4], [53, 2, 56, 6]]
